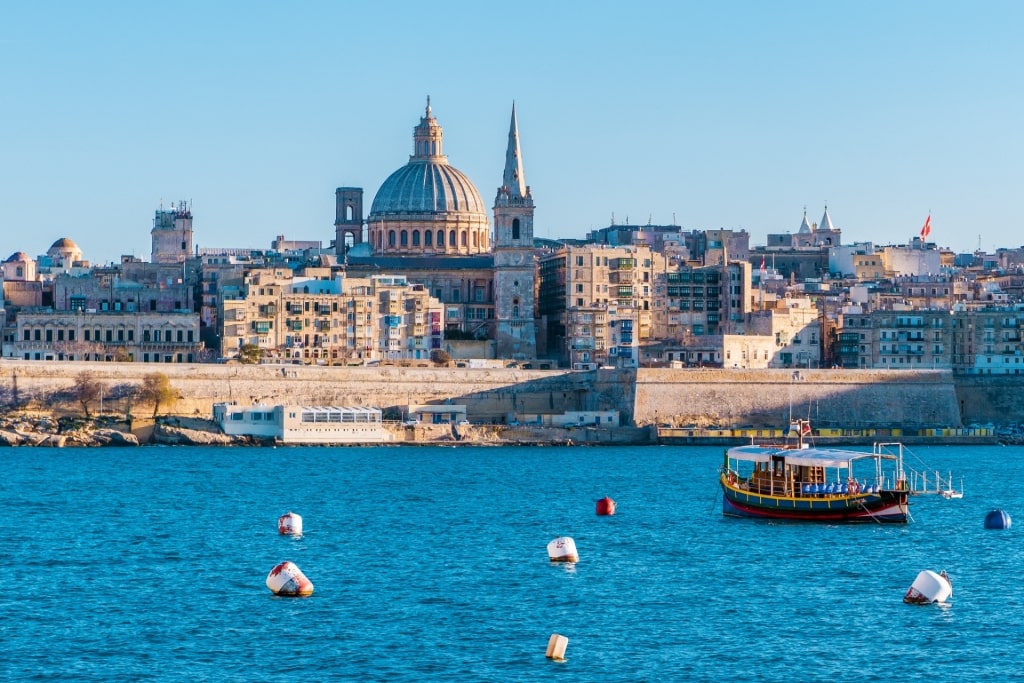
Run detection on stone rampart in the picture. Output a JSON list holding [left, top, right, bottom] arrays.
[[634, 368, 962, 429], [0, 360, 596, 421], [0, 360, 1015, 429]]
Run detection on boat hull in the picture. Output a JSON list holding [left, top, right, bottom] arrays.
[[721, 479, 909, 523]]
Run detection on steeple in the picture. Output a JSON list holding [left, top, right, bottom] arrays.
[[797, 207, 812, 234], [492, 102, 537, 360], [503, 102, 528, 199], [819, 204, 836, 232]]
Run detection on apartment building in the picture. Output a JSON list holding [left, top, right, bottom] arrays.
[[220, 271, 444, 364]]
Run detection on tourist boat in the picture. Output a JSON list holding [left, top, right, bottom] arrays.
[[720, 420, 910, 523]]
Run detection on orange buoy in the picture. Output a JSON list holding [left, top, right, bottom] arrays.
[[278, 511, 303, 536], [266, 561, 314, 596], [595, 496, 616, 516]]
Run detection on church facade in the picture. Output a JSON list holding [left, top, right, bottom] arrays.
[[338, 100, 537, 360]]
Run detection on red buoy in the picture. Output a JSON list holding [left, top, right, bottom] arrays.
[[596, 496, 616, 516]]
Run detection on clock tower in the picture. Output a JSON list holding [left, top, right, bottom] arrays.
[[492, 103, 537, 360]]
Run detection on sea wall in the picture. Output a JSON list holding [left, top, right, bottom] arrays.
[[633, 368, 963, 429], [953, 375, 1024, 426], [0, 360, 598, 422], [0, 360, 1017, 429]]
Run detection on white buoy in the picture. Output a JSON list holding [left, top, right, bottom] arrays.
[[903, 569, 952, 604], [278, 511, 303, 536], [546, 633, 569, 660], [266, 561, 314, 596], [547, 536, 579, 563]]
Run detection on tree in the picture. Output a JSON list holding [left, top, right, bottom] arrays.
[[73, 371, 102, 418], [430, 349, 451, 366], [139, 372, 176, 418], [239, 344, 263, 365]]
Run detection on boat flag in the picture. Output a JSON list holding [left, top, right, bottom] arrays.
[[920, 214, 931, 239], [801, 421, 811, 435]]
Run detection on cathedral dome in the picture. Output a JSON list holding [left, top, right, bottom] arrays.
[[370, 161, 486, 217], [50, 237, 79, 251], [5, 251, 31, 263], [367, 100, 490, 256]]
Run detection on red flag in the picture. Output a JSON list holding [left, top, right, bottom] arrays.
[[801, 421, 811, 435], [920, 214, 931, 239], [759, 256, 766, 272]]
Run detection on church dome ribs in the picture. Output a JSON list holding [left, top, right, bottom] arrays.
[[368, 99, 489, 256]]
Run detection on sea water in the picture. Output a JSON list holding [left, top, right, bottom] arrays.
[[2, 444, 1021, 682]]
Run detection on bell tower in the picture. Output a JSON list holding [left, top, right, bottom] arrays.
[[334, 187, 364, 255], [492, 103, 537, 360]]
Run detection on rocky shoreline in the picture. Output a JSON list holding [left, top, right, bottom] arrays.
[[0, 413, 654, 447], [0, 414, 268, 448]]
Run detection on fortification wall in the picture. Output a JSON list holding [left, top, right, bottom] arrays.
[[0, 360, 1014, 429], [0, 361, 597, 422], [634, 368, 963, 429], [953, 375, 1024, 426]]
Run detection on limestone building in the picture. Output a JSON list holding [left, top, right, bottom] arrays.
[[339, 100, 538, 360], [220, 269, 444, 364], [151, 202, 194, 265]]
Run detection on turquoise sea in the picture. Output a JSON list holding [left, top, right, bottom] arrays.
[[2, 444, 1021, 681]]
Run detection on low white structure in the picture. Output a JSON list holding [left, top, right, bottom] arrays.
[[213, 403, 392, 444], [516, 410, 620, 427]]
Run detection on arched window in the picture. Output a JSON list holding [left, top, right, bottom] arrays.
[[388, 231, 396, 247], [412, 230, 420, 246], [449, 230, 456, 248], [346, 205, 354, 221], [512, 218, 521, 240], [437, 230, 445, 247], [472, 232, 478, 248], [424, 230, 433, 246], [461, 231, 468, 247], [513, 298, 520, 319], [400, 230, 408, 246]]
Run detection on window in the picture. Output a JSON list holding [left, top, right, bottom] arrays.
[[512, 218, 521, 240]]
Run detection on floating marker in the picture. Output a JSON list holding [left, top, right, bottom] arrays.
[[266, 561, 314, 596], [546, 633, 569, 660], [278, 511, 303, 536], [595, 496, 616, 516], [903, 569, 952, 604], [547, 536, 579, 563], [984, 509, 1012, 530]]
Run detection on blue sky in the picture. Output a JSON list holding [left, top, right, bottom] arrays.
[[2, 1, 1021, 265]]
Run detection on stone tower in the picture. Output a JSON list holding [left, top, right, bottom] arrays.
[[334, 187, 364, 255], [151, 201, 193, 264], [492, 103, 537, 360]]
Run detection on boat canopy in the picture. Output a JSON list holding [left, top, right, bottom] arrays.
[[728, 445, 898, 469]]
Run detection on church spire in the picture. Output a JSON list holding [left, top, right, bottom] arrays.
[[503, 102, 528, 199]]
